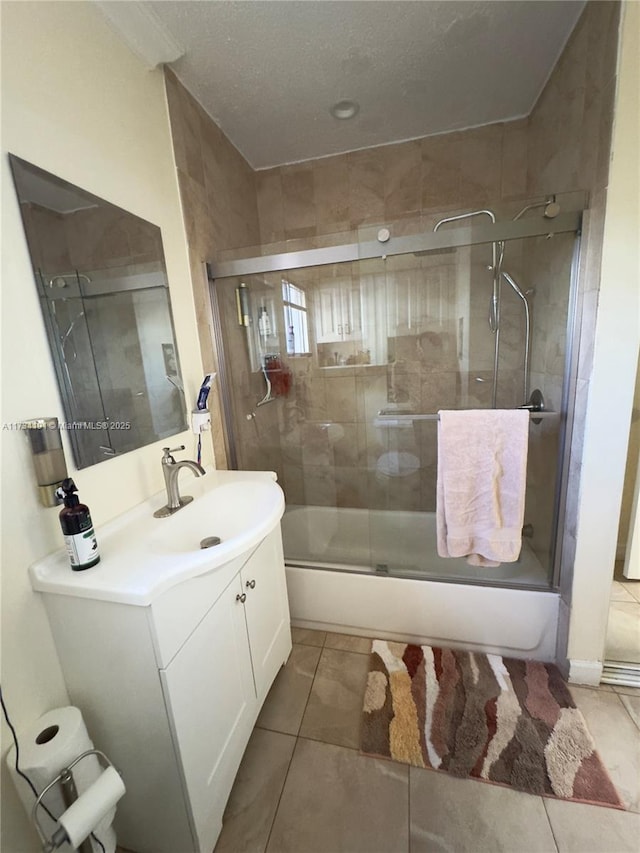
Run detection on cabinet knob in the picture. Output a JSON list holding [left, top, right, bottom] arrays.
[[246, 579, 256, 589], [236, 592, 247, 604]]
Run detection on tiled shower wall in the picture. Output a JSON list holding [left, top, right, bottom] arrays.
[[165, 2, 619, 576], [525, 0, 620, 597], [165, 68, 261, 467]]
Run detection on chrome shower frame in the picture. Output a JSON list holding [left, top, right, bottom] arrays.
[[209, 212, 581, 279]]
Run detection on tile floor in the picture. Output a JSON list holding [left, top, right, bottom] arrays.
[[606, 574, 640, 664], [213, 628, 640, 853]]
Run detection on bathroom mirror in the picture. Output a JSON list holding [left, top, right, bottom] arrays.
[[9, 155, 188, 469]]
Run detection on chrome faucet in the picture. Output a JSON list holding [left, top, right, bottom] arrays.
[[153, 445, 206, 518]]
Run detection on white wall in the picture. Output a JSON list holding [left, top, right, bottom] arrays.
[[567, 1, 640, 681], [0, 2, 207, 848]]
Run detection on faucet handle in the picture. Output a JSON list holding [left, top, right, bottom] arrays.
[[161, 445, 185, 463]]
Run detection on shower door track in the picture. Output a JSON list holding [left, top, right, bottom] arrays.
[[601, 660, 640, 688], [208, 211, 582, 279]]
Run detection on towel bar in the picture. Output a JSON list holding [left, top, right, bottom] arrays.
[[375, 411, 559, 422]]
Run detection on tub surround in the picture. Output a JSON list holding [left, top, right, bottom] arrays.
[[165, 2, 622, 684]]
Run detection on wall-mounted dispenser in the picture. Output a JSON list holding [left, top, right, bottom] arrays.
[[22, 417, 69, 507], [192, 375, 215, 465]]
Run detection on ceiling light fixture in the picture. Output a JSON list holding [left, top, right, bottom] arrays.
[[330, 99, 360, 120]]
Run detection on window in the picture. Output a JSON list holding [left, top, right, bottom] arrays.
[[282, 278, 309, 355]]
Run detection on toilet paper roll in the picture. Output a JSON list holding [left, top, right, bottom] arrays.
[[6, 706, 116, 853], [59, 767, 125, 848]]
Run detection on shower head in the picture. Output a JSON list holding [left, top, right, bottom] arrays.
[[513, 197, 560, 221]]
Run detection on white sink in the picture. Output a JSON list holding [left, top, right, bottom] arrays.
[[149, 479, 282, 556], [30, 470, 285, 606]]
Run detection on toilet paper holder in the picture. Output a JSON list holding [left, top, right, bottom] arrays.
[[32, 748, 125, 853]]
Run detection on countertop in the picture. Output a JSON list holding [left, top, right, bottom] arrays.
[[29, 469, 284, 606]]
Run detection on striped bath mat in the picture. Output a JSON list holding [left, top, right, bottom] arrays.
[[361, 641, 623, 808]]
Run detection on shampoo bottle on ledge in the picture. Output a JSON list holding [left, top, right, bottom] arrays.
[[58, 478, 100, 570]]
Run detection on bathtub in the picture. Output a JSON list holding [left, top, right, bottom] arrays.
[[281, 505, 559, 661]]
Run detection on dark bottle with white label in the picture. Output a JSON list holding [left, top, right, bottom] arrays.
[[58, 478, 100, 571]]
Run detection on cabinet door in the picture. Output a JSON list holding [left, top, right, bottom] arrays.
[[343, 282, 362, 338], [160, 577, 256, 853], [241, 529, 292, 706], [314, 284, 343, 343]]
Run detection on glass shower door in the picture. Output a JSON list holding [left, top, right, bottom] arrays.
[[211, 221, 577, 591], [365, 230, 576, 588]]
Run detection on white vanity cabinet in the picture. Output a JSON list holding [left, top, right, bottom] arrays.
[[313, 279, 363, 344], [38, 526, 292, 853]]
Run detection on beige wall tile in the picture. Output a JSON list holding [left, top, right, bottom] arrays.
[[302, 464, 337, 506], [501, 119, 529, 200], [282, 163, 317, 239], [325, 374, 358, 422], [166, 72, 262, 468], [256, 169, 285, 243], [595, 76, 616, 191], [347, 148, 385, 226], [383, 140, 421, 219], [459, 123, 504, 205], [314, 155, 350, 234], [177, 168, 209, 253], [421, 134, 461, 211], [165, 69, 204, 186], [282, 463, 306, 504], [335, 466, 368, 508]]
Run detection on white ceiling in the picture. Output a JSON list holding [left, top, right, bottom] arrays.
[[101, 1, 585, 170]]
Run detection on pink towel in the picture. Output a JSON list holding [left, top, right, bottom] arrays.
[[436, 410, 529, 567]]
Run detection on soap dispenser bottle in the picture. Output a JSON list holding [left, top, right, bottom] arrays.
[[58, 478, 100, 570], [258, 306, 272, 338]]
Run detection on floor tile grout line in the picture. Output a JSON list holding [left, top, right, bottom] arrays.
[[324, 646, 371, 655], [619, 580, 640, 604], [261, 628, 326, 853], [294, 642, 325, 739], [541, 797, 562, 853], [613, 690, 640, 733], [261, 734, 301, 853]]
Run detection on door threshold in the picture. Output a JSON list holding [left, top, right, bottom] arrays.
[[601, 660, 640, 688]]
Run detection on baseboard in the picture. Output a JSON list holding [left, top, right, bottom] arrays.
[[568, 658, 603, 686]]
